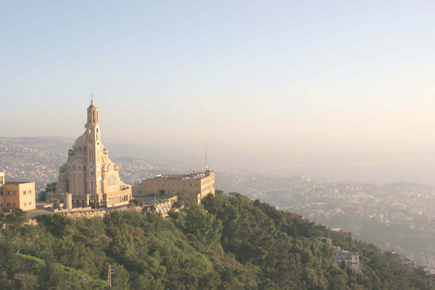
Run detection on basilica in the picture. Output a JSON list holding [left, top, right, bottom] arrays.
[[53, 101, 132, 208]]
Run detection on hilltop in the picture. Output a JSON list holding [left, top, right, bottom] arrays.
[[0, 192, 432, 289]]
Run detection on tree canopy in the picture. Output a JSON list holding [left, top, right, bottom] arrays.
[[0, 192, 431, 289]]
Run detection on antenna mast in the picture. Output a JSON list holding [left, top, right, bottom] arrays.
[[205, 147, 208, 171]]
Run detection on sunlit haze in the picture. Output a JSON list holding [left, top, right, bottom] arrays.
[[2, 1, 435, 183]]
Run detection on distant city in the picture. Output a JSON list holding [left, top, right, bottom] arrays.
[[218, 173, 435, 270]]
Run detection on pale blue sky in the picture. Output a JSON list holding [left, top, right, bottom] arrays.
[[1, 1, 435, 176]]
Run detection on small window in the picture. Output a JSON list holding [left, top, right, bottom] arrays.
[[23, 191, 27, 195]]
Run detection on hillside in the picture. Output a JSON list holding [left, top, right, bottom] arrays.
[[0, 193, 432, 289]]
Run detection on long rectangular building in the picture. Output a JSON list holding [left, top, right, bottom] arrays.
[[133, 170, 215, 204]]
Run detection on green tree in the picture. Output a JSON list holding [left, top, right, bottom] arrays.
[[112, 264, 130, 290], [4, 209, 27, 233], [21, 273, 38, 290], [130, 273, 165, 290], [38, 213, 74, 237], [184, 204, 223, 249], [167, 209, 179, 220], [41, 245, 64, 290], [39, 182, 57, 201], [0, 272, 13, 290], [0, 208, 4, 226], [130, 199, 144, 207], [0, 232, 19, 281]]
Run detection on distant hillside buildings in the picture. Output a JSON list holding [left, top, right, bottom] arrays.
[[333, 246, 360, 271], [0, 171, 36, 211], [415, 266, 435, 286]]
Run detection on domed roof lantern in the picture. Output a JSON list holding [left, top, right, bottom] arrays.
[[87, 99, 99, 124], [88, 99, 98, 110]]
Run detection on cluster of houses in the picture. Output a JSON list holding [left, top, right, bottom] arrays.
[[289, 213, 361, 271], [390, 251, 435, 286]]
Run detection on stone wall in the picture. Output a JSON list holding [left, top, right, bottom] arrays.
[[61, 205, 142, 219], [145, 195, 178, 217]]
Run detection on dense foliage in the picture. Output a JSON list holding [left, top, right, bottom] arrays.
[[0, 194, 432, 289], [38, 182, 57, 201]]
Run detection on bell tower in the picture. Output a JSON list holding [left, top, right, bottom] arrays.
[[85, 101, 102, 194]]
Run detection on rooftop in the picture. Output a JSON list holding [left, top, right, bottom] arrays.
[[5, 181, 34, 184], [146, 171, 211, 181]]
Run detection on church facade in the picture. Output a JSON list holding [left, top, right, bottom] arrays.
[[53, 101, 132, 208]]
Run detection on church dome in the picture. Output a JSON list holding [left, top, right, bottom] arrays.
[[74, 134, 87, 148]]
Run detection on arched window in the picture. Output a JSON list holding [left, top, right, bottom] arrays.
[[108, 175, 116, 187]]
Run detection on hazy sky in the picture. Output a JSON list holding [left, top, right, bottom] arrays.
[[2, 1, 435, 179]]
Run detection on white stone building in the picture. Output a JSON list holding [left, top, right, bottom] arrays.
[[333, 246, 360, 271], [53, 101, 131, 208]]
